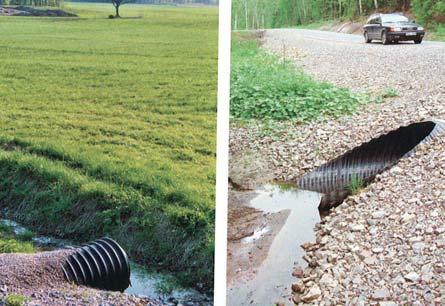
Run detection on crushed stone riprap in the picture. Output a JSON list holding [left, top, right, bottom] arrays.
[[229, 29, 445, 304], [295, 137, 445, 304], [0, 250, 163, 306]]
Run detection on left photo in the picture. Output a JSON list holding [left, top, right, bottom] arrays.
[[0, 1, 218, 305]]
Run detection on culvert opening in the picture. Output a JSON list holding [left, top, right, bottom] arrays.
[[297, 120, 445, 210], [61, 237, 131, 292]]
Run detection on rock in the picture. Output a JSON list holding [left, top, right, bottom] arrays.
[[412, 242, 425, 253], [292, 266, 304, 278], [319, 274, 336, 288], [301, 285, 321, 302], [348, 223, 365, 232], [371, 288, 390, 301], [379, 302, 397, 306], [404, 272, 420, 282], [292, 294, 301, 304], [371, 211, 386, 219], [291, 280, 305, 293], [372, 247, 384, 254]]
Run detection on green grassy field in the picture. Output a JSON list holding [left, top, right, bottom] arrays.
[[0, 3, 218, 290]]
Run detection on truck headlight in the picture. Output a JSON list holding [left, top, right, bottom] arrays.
[[390, 27, 402, 32], [418, 26, 424, 31]]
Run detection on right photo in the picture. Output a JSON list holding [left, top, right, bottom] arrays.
[[227, 0, 445, 305]]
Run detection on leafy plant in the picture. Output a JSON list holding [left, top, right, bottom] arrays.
[[230, 36, 366, 121], [381, 87, 398, 98], [5, 295, 27, 306]]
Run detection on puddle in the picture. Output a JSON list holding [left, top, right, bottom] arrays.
[[227, 184, 322, 306], [0, 219, 212, 306]]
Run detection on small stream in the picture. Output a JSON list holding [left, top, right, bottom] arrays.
[[0, 219, 212, 306], [228, 184, 322, 306]]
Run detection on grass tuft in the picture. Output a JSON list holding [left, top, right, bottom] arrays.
[[5, 295, 28, 306]]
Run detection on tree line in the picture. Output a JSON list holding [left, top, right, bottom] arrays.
[[232, 0, 445, 30], [1, 0, 62, 6], [0, 0, 216, 7]]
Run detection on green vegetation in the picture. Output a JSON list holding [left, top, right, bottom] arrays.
[[431, 24, 445, 40], [0, 223, 36, 253], [232, 0, 445, 32], [0, 3, 217, 290], [346, 175, 365, 194], [230, 34, 364, 121], [381, 87, 398, 98], [5, 294, 27, 306]]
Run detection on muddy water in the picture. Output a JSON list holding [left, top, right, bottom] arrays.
[[0, 219, 211, 306], [228, 185, 322, 306]]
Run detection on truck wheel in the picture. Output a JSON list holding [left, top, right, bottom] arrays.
[[414, 39, 422, 44]]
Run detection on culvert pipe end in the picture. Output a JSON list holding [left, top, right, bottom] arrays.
[[61, 237, 131, 292], [297, 120, 445, 210]]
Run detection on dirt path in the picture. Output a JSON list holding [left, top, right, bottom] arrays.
[[229, 29, 445, 304]]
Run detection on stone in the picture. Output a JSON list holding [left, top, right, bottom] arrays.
[[301, 285, 321, 302], [319, 273, 336, 288], [292, 266, 304, 278], [349, 224, 365, 232], [404, 272, 420, 282], [379, 302, 397, 306], [372, 247, 384, 254], [371, 288, 390, 300], [291, 280, 305, 293]]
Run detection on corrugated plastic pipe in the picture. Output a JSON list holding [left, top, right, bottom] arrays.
[[297, 120, 445, 210], [61, 237, 131, 292]]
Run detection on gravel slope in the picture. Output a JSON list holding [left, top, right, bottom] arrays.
[[0, 251, 163, 306], [230, 29, 445, 304]]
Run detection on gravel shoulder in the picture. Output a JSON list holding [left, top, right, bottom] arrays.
[[229, 29, 445, 304]]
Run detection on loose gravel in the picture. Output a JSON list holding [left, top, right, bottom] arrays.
[[229, 29, 445, 304], [0, 251, 163, 306]]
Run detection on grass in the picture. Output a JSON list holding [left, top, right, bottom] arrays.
[[0, 223, 36, 253], [0, 3, 217, 290], [230, 33, 365, 121], [5, 294, 28, 306], [381, 87, 398, 98], [346, 175, 365, 195], [430, 24, 445, 41]]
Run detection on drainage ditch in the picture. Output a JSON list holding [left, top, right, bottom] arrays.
[[229, 120, 445, 305], [0, 219, 212, 306]]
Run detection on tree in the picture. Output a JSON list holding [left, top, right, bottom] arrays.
[[111, 0, 132, 18]]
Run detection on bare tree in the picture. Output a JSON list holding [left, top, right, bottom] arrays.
[[111, 0, 132, 18], [358, 0, 363, 15], [373, 0, 379, 10]]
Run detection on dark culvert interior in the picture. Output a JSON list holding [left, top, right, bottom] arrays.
[[62, 237, 131, 292], [297, 120, 445, 210]]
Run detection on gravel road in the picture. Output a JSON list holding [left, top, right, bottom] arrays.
[[230, 29, 445, 304]]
